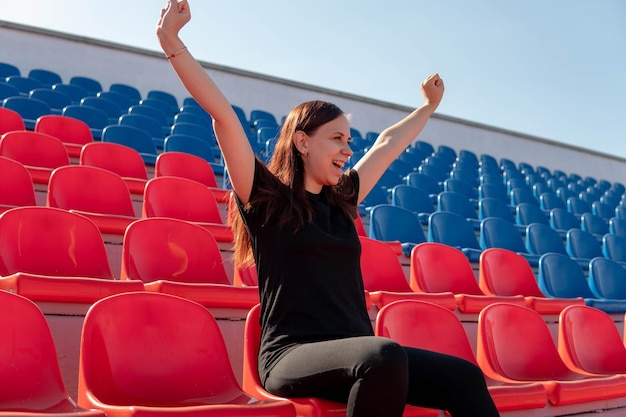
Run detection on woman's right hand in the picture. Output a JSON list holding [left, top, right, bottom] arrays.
[[157, 0, 191, 42]]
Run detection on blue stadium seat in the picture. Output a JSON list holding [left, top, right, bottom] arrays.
[[0, 61, 20, 78], [538, 252, 626, 313], [163, 134, 223, 174], [525, 222, 570, 258], [29, 88, 72, 115], [580, 212, 609, 239], [110, 83, 142, 104], [69, 75, 102, 95], [0, 81, 20, 101], [588, 257, 626, 303], [417, 163, 448, 184], [592, 201, 615, 221], [509, 186, 537, 206], [97, 91, 134, 111], [478, 197, 515, 223], [174, 111, 213, 130], [437, 191, 479, 228], [139, 98, 176, 124], [539, 191, 565, 212], [602, 234, 626, 264], [609, 217, 626, 238], [2, 96, 51, 129], [28, 68, 62, 87], [147, 90, 179, 113], [478, 183, 508, 204], [567, 196, 592, 217], [550, 207, 580, 236], [4, 75, 43, 96], [516, 202, 549, 227], [52, 83, 89, 104], [368, 204, 426, 256], [405, 172, 441, 201], [390, 184, 434, 224], [443, 178, 477, 203], [81, 96, 122, 124], [101, 124, 158, 165], [119, 113, 166, 149], [566, 228, 603, 263], [128, 104, 170, 136], [479, 217, 540, 266], [62, 104, 110, 139], [413, 140, 434, 156], [427, 211, 482, 262]]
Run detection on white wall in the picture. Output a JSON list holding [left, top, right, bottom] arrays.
[[2, 20, 625, 186]]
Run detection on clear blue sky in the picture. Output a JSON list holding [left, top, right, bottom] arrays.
[[2, 0, 625, 158]]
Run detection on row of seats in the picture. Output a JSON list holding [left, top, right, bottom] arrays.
[[4, 286, 626, 416]]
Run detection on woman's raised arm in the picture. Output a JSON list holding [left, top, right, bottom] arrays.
[[157, 0, 255, 203], [353, 73, 444, 203]]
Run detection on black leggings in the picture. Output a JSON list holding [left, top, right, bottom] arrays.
[[263, 336, 500, 417]]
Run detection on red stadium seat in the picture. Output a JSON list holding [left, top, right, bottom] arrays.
[[476, 303, 626, 406], [78, 292, 296, 417], [0, 130, 69, 185], [120, 217, 258, 309], [375, 300, 548, 412], [35, 114, 94, 158], [0, 207, 143, 303], [47, 165, 137, 235], [0, 291, 105, 416], [0, 155, 36, 214], [0, 106, 25, 134], [243, 304, 440, 417], [142, 176, 233, 243], [410, 242, 526, 313], [80, 141, 148, 195], [478, 247, 585, 314], [359, 236, 457, 311]]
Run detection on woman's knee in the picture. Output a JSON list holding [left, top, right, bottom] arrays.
[[358, 338, 408, 380]]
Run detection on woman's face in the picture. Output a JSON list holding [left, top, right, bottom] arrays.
[[300, 114, 353, 193]]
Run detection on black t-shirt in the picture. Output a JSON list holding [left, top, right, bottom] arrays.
[[236, 160, 374, 384]]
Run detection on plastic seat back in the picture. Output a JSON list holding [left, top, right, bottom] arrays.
[[61, 104, 109, 132], [0, 291, 103, 415], [406, 172, 441, 195], [428, 211, 481, 250], [143, 176, 224, 224], [368, 204, 426, 245], [478, 197, 513, 222], [479, 248, 545, 297], [78, 292, 269, 410], [0, 156, 36, 209], [0, 106, 25, 134], [550, 207, 580, 231], [581, 212, 609, 236], [588, 257, 626, 299], [0, 130, 69, 169], [410, 242, 482, 295], [567, 196, 592, 217], [80, 141, 148, 180], [565, 228, 603, 259], [603, 233, 626, 262], [539, 191, 566, 211], [537, 253, 594, 299], [155, 151, 219, 187], [516, 202, 549, 226], [52, 83, 89, 104], [0, 206, 113, 279], [477, 303, 579, 381], [69, 75, 102, 95], [35, 114, 93, 147], [376, 300, 476, 364], [525, 222, 568, 256], [359, 236, 412, 292], [558, 305, 626, 375], [390, 184, 435, 214], [121, 217, 229, 284], [480, 217, 527, 253], [164, 133, 219, 163], [437, 191, 477, 220], [28, 68, 63, 87], [47, 165, 135, 217], [2, 96, 51, 128], [30, 88, 72, 113], [101, 125, 158, 164]]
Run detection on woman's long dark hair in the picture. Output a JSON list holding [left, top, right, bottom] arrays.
[[231, 100, 357, 268]]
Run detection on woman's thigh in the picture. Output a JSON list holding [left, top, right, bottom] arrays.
[[264, 336, 407, 402]]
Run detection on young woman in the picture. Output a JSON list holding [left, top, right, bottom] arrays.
[[157, 1, 500, 416]]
